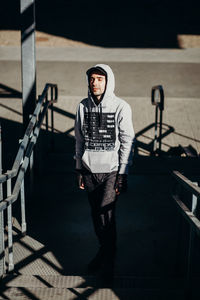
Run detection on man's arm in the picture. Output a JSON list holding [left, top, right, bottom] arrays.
[[74, 104, 85, 189], [115, 103, 135, 194], [118, 102, 135, 174]]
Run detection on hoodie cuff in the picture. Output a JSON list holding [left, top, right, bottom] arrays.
[[118, 164, 129, 175], [76, 158, 83, 170]]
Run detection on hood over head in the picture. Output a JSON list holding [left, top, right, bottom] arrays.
[[86, 64, 115, 104]]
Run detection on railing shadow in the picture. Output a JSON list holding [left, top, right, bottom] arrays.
[[135, 122, 175, 156], [0, 83, 22, 99], [135, 122, 200, 157]]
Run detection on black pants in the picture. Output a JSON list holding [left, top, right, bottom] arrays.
[[83, 169, 118, 257]]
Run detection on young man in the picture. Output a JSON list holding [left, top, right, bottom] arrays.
[[74, 64, 135, 279]]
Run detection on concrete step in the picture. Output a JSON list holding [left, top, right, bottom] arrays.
[[0, 286, 185, 300]]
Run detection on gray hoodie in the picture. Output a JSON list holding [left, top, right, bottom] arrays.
[[75, 64, 135, 174]]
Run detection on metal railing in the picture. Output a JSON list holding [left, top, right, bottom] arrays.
[[172, 170, 200, 293], [0, 83, 58, 277]]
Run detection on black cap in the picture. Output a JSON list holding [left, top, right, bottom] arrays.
[[86, 66, 107, 78]]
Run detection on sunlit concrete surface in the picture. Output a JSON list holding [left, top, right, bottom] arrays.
[[0, 46, 200, 63]]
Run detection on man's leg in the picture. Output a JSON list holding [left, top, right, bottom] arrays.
[[89, 192, 117, 258], [84, 171, 118, 273], [82, 171, 105, 271], [97, 172, 118, 282], [99, 171, 118, 256]]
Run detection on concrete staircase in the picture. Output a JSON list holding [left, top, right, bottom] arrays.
[[1, 155, 200, 299], [1, 143, 199, 299]]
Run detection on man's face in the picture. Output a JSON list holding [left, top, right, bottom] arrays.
[[89, 72, 106, 99]]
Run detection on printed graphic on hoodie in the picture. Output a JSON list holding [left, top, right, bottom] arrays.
[[83, 112, 116, 151]]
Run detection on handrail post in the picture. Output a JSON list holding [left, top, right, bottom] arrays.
[[153, 105, 158, 153], [7, 178, 14, 272], [29, 131, 34, 195], [45, 93, 49, 133], [45, 93, 49, 154], [50, 86, 55, 151], [159, 107, 163, 154], [34, 95, 41, 175], [21, 178, 27, 236], [151, 85, 164, 156], [0, 209, 4, 277], [0, 123, 5, 277]]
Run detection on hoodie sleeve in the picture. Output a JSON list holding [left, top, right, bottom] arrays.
[[74, 103, 84, 170], [118, 102, 135, 174]]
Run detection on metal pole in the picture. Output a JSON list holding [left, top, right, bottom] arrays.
[[0, 210, 4, 278], [7, 178, 14, 272], [159, 86, 164, 156], [29, 145, 34, 194], [153, 106, 158, 153], [50, 87, 54, 151], [0, 123, 5, 277], [21, 0, 36, 132], [45, 94, 49, 132], [45, 95, 49, 153], [34, 95, 41, 175], [159, 109, 163, 155], [20, 179, 27, 236]]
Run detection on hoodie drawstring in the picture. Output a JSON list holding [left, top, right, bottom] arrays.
[[99, 103, 102, 127]]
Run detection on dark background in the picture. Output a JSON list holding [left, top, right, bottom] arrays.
[[0, 0, 200, 48]]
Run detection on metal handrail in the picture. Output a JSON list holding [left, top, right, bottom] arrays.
[[0, 83, 58, 184], [0, 83, 58, 277], [172, 170, 200, 294], [173, 171, 200, 199]]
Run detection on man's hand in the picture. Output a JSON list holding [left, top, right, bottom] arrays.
[[75, 170, 85, 190], [115, 174, 127, 195]]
